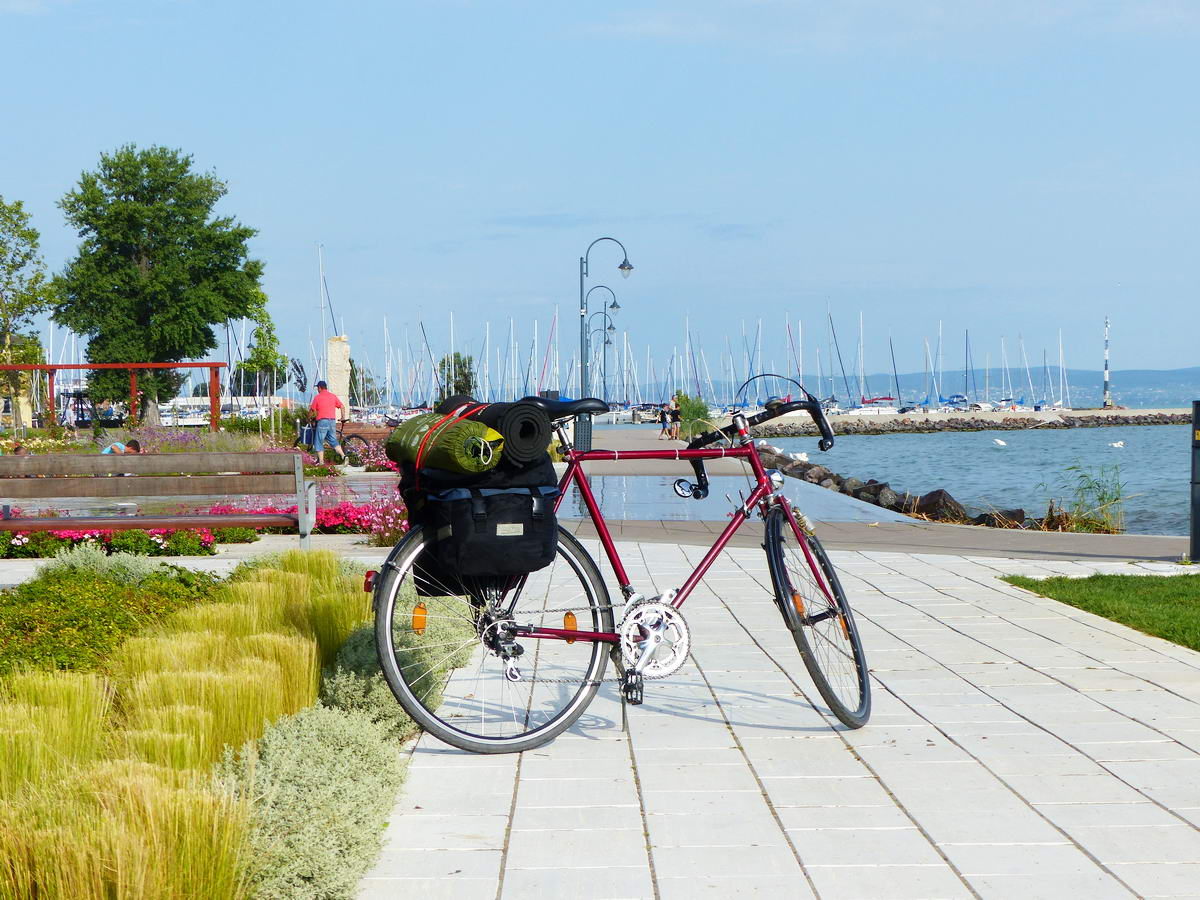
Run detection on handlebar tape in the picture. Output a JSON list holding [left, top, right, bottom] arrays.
[[687, 401, 835, 452], [680, 400, 835, 500]]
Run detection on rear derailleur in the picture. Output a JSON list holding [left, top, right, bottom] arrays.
[[477, 608, 524, 682]]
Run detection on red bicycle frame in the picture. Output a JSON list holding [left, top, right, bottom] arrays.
[[513, 419, 835, 647], [553, 443, 771, 609]]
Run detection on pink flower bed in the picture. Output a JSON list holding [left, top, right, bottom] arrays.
[[1, 526, 218, 559], [206, 495, 409, 543]]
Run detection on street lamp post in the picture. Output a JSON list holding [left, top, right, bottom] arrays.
[[589, 315, 617, 404], [578, 238, 632, 450]]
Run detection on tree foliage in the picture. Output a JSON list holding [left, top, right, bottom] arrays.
[[53, 145, 263, 420], [436, 352, 476, 404], [348, 358, 382, 407], [675, 392, 712, 438], [0, 195, 56, 427], [232, 290, 289, 396]]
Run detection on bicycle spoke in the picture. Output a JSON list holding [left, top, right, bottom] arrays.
[[376, 525, 614, 750], [767, 507, 870, 728]]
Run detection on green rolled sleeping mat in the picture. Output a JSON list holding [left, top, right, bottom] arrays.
[[385, 412, 503, 474]]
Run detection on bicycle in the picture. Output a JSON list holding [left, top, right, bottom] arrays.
[[371, 384, 870, 754], [294, 418, 381, 464]]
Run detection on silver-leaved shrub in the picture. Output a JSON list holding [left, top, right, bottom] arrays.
[[217, 705, 404, 900]]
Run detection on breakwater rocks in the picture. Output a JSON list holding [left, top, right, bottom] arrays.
[[753, 411, 1188, 438], [758, 444, 998, 526]]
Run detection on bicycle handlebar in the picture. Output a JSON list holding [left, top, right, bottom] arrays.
[[679, 399, 836, 500]]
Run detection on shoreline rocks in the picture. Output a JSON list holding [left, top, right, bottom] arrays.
[[759, 444, 1023, 527]]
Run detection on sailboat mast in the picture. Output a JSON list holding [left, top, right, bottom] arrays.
[[963, 330, 969, 399], [858, 310, 865, 404], [1102, 316, 1112, 408], [922, 337, 929, 403], [1059, 330, 1071, 408], [798, 318, 803, 389], [925, 338, 939, 405], [1000, 336, 1011, 401], [829, 314, 854, 406], [889, 336, 902, 407], [317, 244, 327, 381], [1019, 335, 1036, 403]]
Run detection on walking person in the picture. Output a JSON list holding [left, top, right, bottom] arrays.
[[657, 403, 670, 439], [309, 380, 347, 464], [668, 399, 682, 441]]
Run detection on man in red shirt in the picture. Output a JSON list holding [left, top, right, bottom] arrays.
[[309, 380, 347, 464]]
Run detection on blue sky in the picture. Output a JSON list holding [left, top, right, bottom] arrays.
[[3, 0, 1197, 389]]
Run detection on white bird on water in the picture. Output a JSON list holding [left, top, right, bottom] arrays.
[[1109, 441, 1125, 448], [993, 438, 1007, 446]]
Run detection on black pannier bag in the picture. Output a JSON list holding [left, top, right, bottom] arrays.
[[399, 448, 560, 597], [424, 483, 559, 577]]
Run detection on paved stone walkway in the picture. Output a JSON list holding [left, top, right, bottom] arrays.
[[359, 540, 1200, 900]]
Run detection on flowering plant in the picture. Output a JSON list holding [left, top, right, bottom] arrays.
[[0, 525, 225, 559], [206, 494, 409, 544]]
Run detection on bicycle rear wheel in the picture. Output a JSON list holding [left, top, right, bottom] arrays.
[[764, 505, 870, 728], [374, 525, 614, 754], [341, 434, 369, 464]]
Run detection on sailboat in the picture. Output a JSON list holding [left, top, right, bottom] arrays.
[[1048, 330, 1072, 410], [845, 312, 898, 415]]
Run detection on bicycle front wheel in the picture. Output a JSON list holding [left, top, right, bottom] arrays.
[[764, 506, 870, 728], [374, 525, 614, 754]]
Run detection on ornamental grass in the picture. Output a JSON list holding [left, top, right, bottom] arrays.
[[0, 550, 373, 899]]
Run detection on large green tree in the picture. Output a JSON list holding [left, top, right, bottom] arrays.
[[54, 144, 264, 424], [0, 196, 56, 428]]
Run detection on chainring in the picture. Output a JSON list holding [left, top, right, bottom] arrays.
[[618, 601, 691, 679]]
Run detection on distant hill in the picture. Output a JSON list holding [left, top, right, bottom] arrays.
[[633, 366, 1200, 409]]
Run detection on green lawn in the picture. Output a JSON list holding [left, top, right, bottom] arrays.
[[1004, 573, 1200, 652]]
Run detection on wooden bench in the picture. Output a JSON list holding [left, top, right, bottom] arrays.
[[0, 451, 317, 548]]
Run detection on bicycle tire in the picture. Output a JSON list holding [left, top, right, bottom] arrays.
[[341, 434, 369, 464], [764, 506, 871, 728], [374, 524, 614, 754]]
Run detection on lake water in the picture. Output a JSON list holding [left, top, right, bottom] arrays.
[[579, 423, 1191, 535], [558, 474, 912, 525], [771, 423, 1189, 536]]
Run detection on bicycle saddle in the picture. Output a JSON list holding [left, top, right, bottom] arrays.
[[518, 396, 609, 420]]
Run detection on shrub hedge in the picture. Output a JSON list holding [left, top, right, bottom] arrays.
[[0, 549, 474, 898], [0, 565, 218, 676], [217, 706, 404, 900]]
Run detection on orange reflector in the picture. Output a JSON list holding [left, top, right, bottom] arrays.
[[412, 602, 427, 635], [839, 614, 851, 641], [563, 611, 577, 643], [791, 591, 805, 618]]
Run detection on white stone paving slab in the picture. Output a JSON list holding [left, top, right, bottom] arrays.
[[358, 541, 1200, 898]]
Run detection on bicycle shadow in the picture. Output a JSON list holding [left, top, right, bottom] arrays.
[[566, 676, 839, 738], [409, 674, 842, 761]]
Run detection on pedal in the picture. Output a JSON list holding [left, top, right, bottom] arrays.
[[621, 671, 644, 706]]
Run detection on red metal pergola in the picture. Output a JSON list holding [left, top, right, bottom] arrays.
[[0, 362, 228, 431]]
